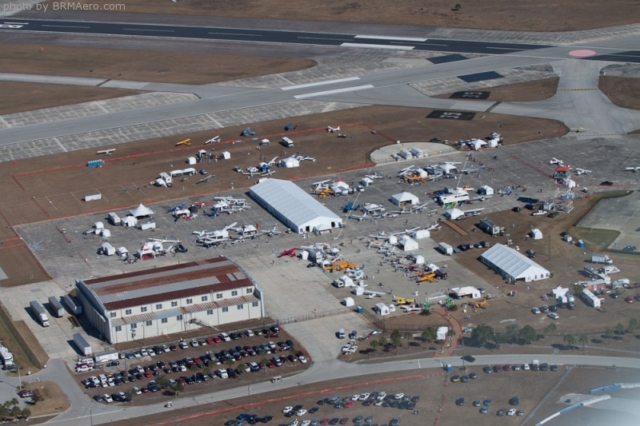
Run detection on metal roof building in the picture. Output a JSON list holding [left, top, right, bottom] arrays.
[[480, 243, 550, 283], [76, 257, 264, 344], [249, 178, 342, 234]]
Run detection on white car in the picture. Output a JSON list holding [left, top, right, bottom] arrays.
[[133, 387, 142, 395], [107, 378, 115, 387], [377, 391, 387, 401], [548, 313, 560, 320], [289, 420, 299, 426], [374, 400, 384, 406], [147, 349, 156, 356], [140, 349, 148, 357], [282, 406, 293, 414], [507, 408, 516, 416], [296, 409, 307, 416], [395, 393, 404, 400], [191, 339, 199, 347], [162, 344, 170, 352], [103, 394, 113, 403], [359, 392, 370, 400], [298, 355, 308, 364], [523, 364, 530, 371], [245, 329, 255, 337], [352, 395, 360, 401], [301, 421, 311, 426], [531, 307, 540, 314]]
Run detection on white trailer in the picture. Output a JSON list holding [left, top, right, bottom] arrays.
[[29, 301, 49, 327], [581, 288, 601, 308], [73, 333, 92, 356], [84, 193, 102, 202], [107, 212, 121, 226], [94, 350, 119, 363], [63, 294, 82, 315], [438, 242, 453, 255], [48, 296, 65, 318]]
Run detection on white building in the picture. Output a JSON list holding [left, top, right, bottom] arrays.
[[437, 326, 449, 341], [129, 203, 154, 218], [280, 157, 300, 168], [480, 244, 551, 283], [373, 303, 390, 316], [399, 235, 419, 251], [76, 257, 264, 344], [249, 179, 343, 234], [391, 192, 419, 206], [451, 286, 482, 299]]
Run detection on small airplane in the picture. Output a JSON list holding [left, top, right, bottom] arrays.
[[166, 204, 186, 213], [97, 149, 116, 155], [624, 166, 640, 172], [574, 168, 592, 175], [205, 136, 220, 144], [175, 138, 191, 146], [279, 248, 297, 257], [549, 157, 564, 165], [327, 126, 340, 133], [311, 179, 331, 189], [365, 172, 383, 180], [197, 175, 215, 184]]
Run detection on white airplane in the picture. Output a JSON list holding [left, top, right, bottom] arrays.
[[311, 179, 331, 189], [260, 225, 283, 237], [205, 136, 220, 144], [549, 157, 564, 165], [574, 168, 592, 175], [397, 165, 416, 177], [97, 149, 115, 155], [624, 166, 640, 172], [262, 170, 276, 177], [365, 172, 383, 180], [327, 126, 340, 133]]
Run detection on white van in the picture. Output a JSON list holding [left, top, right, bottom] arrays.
[[281, 137, 294, 148], [338, 328, 345, 339], [271, 375, 282, 383]]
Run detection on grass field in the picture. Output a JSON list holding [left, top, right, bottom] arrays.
[[571, 227, 621, 251], [0, 312, 41, 374], [23, 381, 70, 417]]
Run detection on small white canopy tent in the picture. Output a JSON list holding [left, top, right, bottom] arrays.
[[374, 303, 390, 316], [469, 139, 487, 151], [399, 235, 419, 251], [391, 192, 419, 206], [530, 228, 543, 240], [445, 208, 465, 220], [129, 204, 154, 218], [122, 216, 138, 227], [280, 157, 300, 168]]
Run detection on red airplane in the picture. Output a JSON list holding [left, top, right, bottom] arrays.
[[279, 248, 297, 257]]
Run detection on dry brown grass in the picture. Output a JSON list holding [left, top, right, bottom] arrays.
[[23, 381, 71, 417], [599, 76, 640, 111], [39, 0, 640, 32]]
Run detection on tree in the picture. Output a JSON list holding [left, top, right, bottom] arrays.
[[544, 323, 557, 334], [203, 366, 211, 377], [422, 327, 437, 342], [226, 359, 235, 369], [190, 364, 199, 372], [155, 375, 170, 389], [31, 390, 43, 405], [564, 334, 576, 349], [572, 284, 584, 294], [378, 336, 388, 349], [471, 324, 494, 347], [404, 332, 413, 342], [171, 382, 184, 398], [390, 330, 402, 353], [519, 325, 537, 344], [447, 329, 457, 341], [578, 335, 588, 351], [605, 328, 614, 339], [629, 318, 640, 334], [370, 340, 379, 352], [504, 324, 520, 344], [453, 3, 461, 11], [20, 407, 31, 420], [615, 323, 625, 335]]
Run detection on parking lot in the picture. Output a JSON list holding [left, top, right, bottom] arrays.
[[75, 327, 312, 405]]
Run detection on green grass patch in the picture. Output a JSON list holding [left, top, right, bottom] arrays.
[[571, 227, 621, 251]]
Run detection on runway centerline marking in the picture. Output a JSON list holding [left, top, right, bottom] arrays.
[[355, 35, 427, 42], [294, 84, 374, 99], [208, 32, 262, 37], [122, 28, 174, 32], [42, 25, 90, 29], [281, 77, 360, 91], [341, 43, 415, 50]]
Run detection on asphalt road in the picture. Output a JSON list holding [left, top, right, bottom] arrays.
[[1, 19, 551, 54], [45, 353, 640, 426]]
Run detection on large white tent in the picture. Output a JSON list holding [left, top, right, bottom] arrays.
[[249, 179, 342, 234], [129, 204, 154, 218], [391, 192, 419, 206], [480, 244, 550, 283]]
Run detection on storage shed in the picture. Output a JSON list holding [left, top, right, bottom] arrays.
[[451, 286, 481, 299], [437, 326, 449, 341], [530, 228, 543, 240], [391, 192, 419, 206], [249, 179, 342, 234], [343, 297, 355, 307], [478, 185, 494, 196]]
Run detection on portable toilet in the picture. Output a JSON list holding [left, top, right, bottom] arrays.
[[577, 240, 585, 248], [221, 151, 231, 160], [187, 156, 197, 165], [445, 364, 452, 372], [356, 306, 363, 314]]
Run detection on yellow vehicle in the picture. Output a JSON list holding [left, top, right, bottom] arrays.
[[403, 174, 425, 183], [393, 296, 416, 305], [317, 188, 335, 198], [175, 138, 191, 146]]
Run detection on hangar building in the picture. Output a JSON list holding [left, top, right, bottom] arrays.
[[76, 257, 264, 344], [480, 244, 550, 283], [249, 178, 343, 234]]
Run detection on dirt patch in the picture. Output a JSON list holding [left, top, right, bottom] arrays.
[[435, 78, 559, 102], [23, 381, 71, 417], [599, 76, 640, 111], [0, 245, 52, 287], [0, 303, 48, 372], [36, 0, 640, 32], [0, 82, 140, 115], [0, 43, 316, 85]]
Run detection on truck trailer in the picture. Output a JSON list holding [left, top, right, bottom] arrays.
[[63, 294, 82, 315], [73, 333, 92, 356], [48, 296, 65, 318], [591, 254, 613, 265], [438, 242, 453, 256], [29, 301, 49, 327]]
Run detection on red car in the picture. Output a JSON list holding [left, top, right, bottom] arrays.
[[503, 364, 512, 371], [267, 362, 275, 369], [144, 371, 152, 378], [18, 390, 33, 398], [211, 336, 222, 344], [344, 401, 354, 408], [265, 332, 279, 338], [206, 338, 215, 345]]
